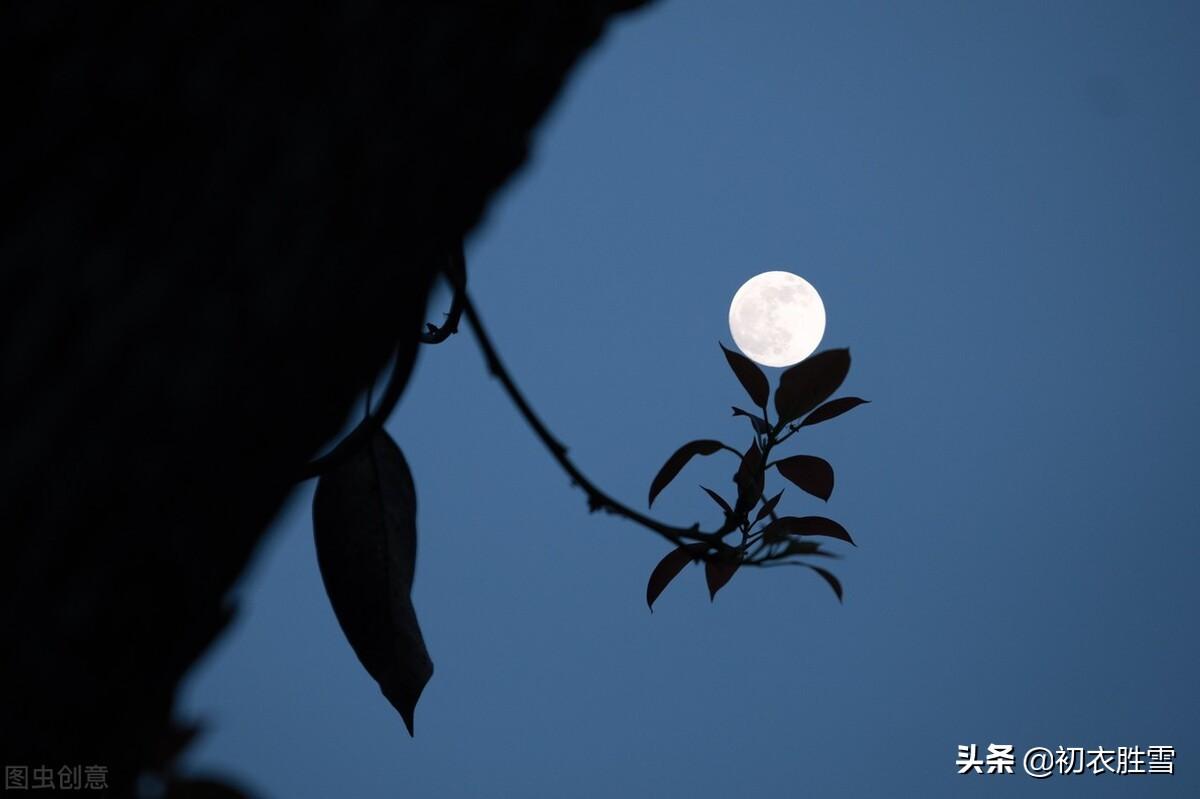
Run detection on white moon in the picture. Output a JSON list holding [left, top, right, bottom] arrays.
[[728, 271, 826, 368]]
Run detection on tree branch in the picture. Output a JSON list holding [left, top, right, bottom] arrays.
[[299, 244, 468, 482], [451, 271, 737, 554], [0, 3, 655, 788], [418, 245, 467, 345]]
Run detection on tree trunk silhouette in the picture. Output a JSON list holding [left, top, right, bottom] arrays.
[[0, 2, 650, 793]]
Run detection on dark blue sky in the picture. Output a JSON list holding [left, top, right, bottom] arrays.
[[182, 2, 1199, 795]]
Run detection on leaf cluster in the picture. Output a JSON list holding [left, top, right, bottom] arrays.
[[645, 345, 868, 609], [302, 252, 869, 738]]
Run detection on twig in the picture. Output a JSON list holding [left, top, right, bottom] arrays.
[[449, 272, 737, 554], [296, 340, 408, 481], [302, 244, 807, 570], [298, 245, 464, 482], [419, 245, 467, 344]]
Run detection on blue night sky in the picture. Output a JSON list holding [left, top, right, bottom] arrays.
[[181, 2, 1199, 796]]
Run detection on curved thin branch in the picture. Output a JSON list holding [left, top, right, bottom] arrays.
[[449, 270, 737, 554], [419, 245, 466, 344], [295, 340, 409, 481], [299, 244, 466, 482]]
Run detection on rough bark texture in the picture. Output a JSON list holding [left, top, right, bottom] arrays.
[[0, 2, 649, 793]]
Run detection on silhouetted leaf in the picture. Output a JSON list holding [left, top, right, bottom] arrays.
[[731, 406, 771, 435], [721, 343, 769, 409], [705, 554, 740, 600], [732, 440, 764, 514], [761, 518, 788, 543], [649, 440, 726, 507], [774, 455, 835, 501], [312, 427, 432, 736], [646, 544, 703, 611], [809, 565, 843, 602], [701, 486, 733, 515], [761, 515, 855, 545], [800, 397, 869, 428], [753, 490, 784, 525], [774, 349, 850, 427]]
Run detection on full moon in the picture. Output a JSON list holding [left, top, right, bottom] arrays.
[[728, 271, 826, 368]]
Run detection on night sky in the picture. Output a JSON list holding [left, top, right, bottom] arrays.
[[182, 2, 1199, 796]]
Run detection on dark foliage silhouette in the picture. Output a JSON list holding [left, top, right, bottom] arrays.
[[312, 425, 432, 736], [292, 251, 864, 732], [648, 440, 728, 508], [642, 345, 868, 608], [2, 0, 865, 791], [0, 1, 653, 794]]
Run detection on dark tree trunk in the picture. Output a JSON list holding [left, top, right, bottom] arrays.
[[0, 2, 649, 793]]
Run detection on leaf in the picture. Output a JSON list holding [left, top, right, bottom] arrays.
[[761, 515, 855, 545], [752, 490, 784, 525], [701, 485, 733, 515], [809, 565, 844, 602], [312, 426, 433, 736], [731, 406, 771, 435], [705, 554, 741, 600], [648, 440, 726, 507], [646, 544, 703, 611], [774, 455, 835, 501], [774, 349, 850, 427], [732, 440, 764, 514], [721, 343, 769, 409], [800, 397, 869, 428], [792, 515, 854, 545]]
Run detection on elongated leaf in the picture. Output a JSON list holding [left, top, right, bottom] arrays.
[[762, 515, 855, 545], [701, 485, 733, 515], [648, 440, 725, 507], [732, 440, 764, 515], [312, 427, 432, 736], [774, 455, 834, 501], [800, 397, 869, 428], [809, 565, 843, 602], [774, 349, 850, 427], [731, 406, 771, 435], [753, 490, 784, 525], [646, 545, 702, 611], [705, 555, 740, 600], [722, 343, 769, 409]]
